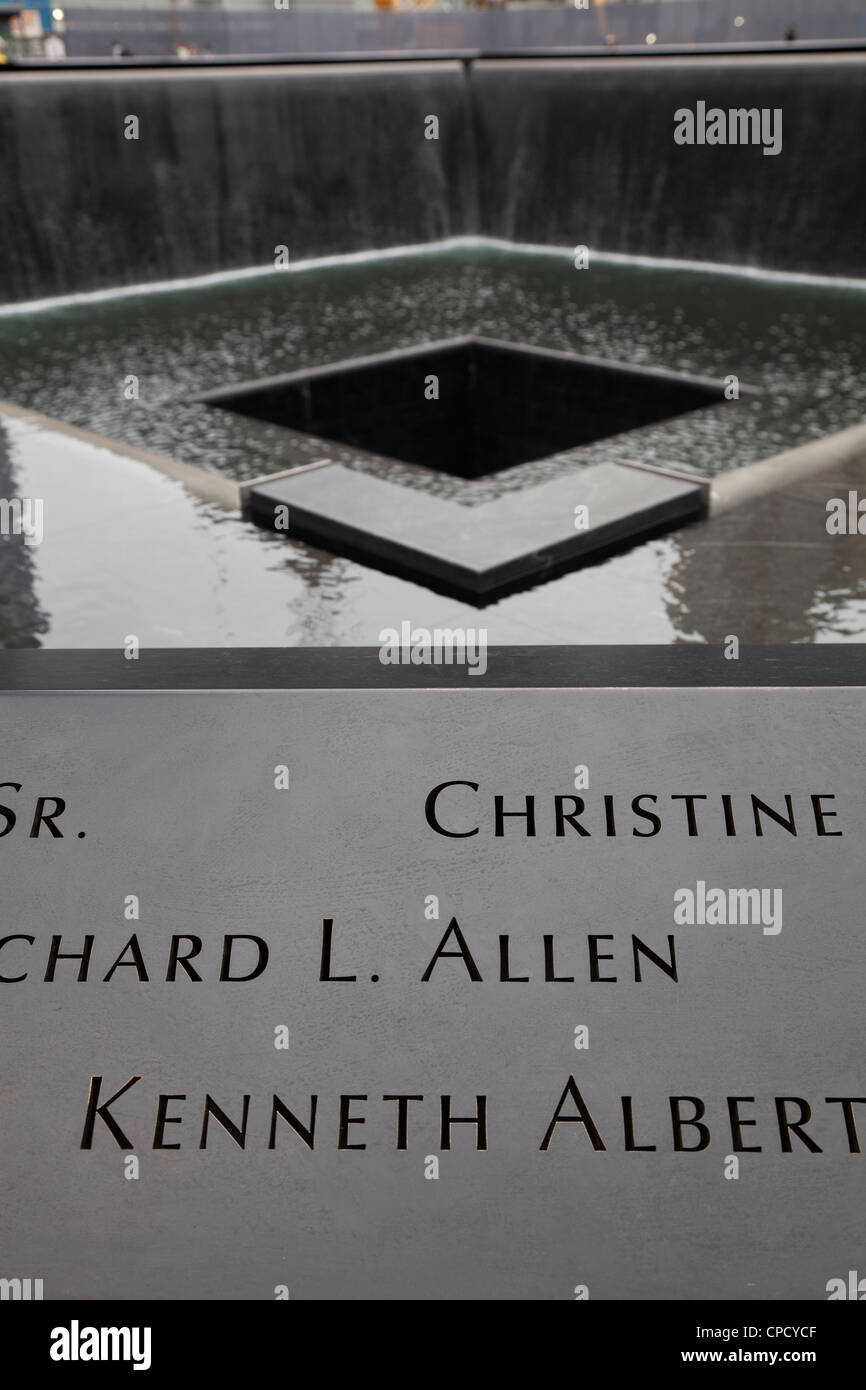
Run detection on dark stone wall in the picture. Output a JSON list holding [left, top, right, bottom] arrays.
[[0, 63, 476, 301], [472, 56, 866, 277], [0, 50, 864, 301]]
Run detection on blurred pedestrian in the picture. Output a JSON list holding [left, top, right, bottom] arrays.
[[43, 32, 66, 61]]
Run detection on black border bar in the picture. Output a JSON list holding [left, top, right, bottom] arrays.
[[9, 1299, 864, 1368]]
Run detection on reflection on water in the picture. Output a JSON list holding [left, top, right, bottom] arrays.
[[658, 524, 866, 645], [0, 423, 50, 646]]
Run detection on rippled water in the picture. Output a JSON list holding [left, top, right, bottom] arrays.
[[1, 244, 864, 650], [1, 244, 864, 494]]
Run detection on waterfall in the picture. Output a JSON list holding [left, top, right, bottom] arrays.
[[0, 62, 476, 302], [472, 57, 866, 277], [0, 54, 863, 303]]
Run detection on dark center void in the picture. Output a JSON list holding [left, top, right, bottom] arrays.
[[196, 336, 722, 479]]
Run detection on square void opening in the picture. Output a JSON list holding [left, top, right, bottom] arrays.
[[200, 337, 722, 480]]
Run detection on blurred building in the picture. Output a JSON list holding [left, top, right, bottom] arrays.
[[7, 0, 866, 61]]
